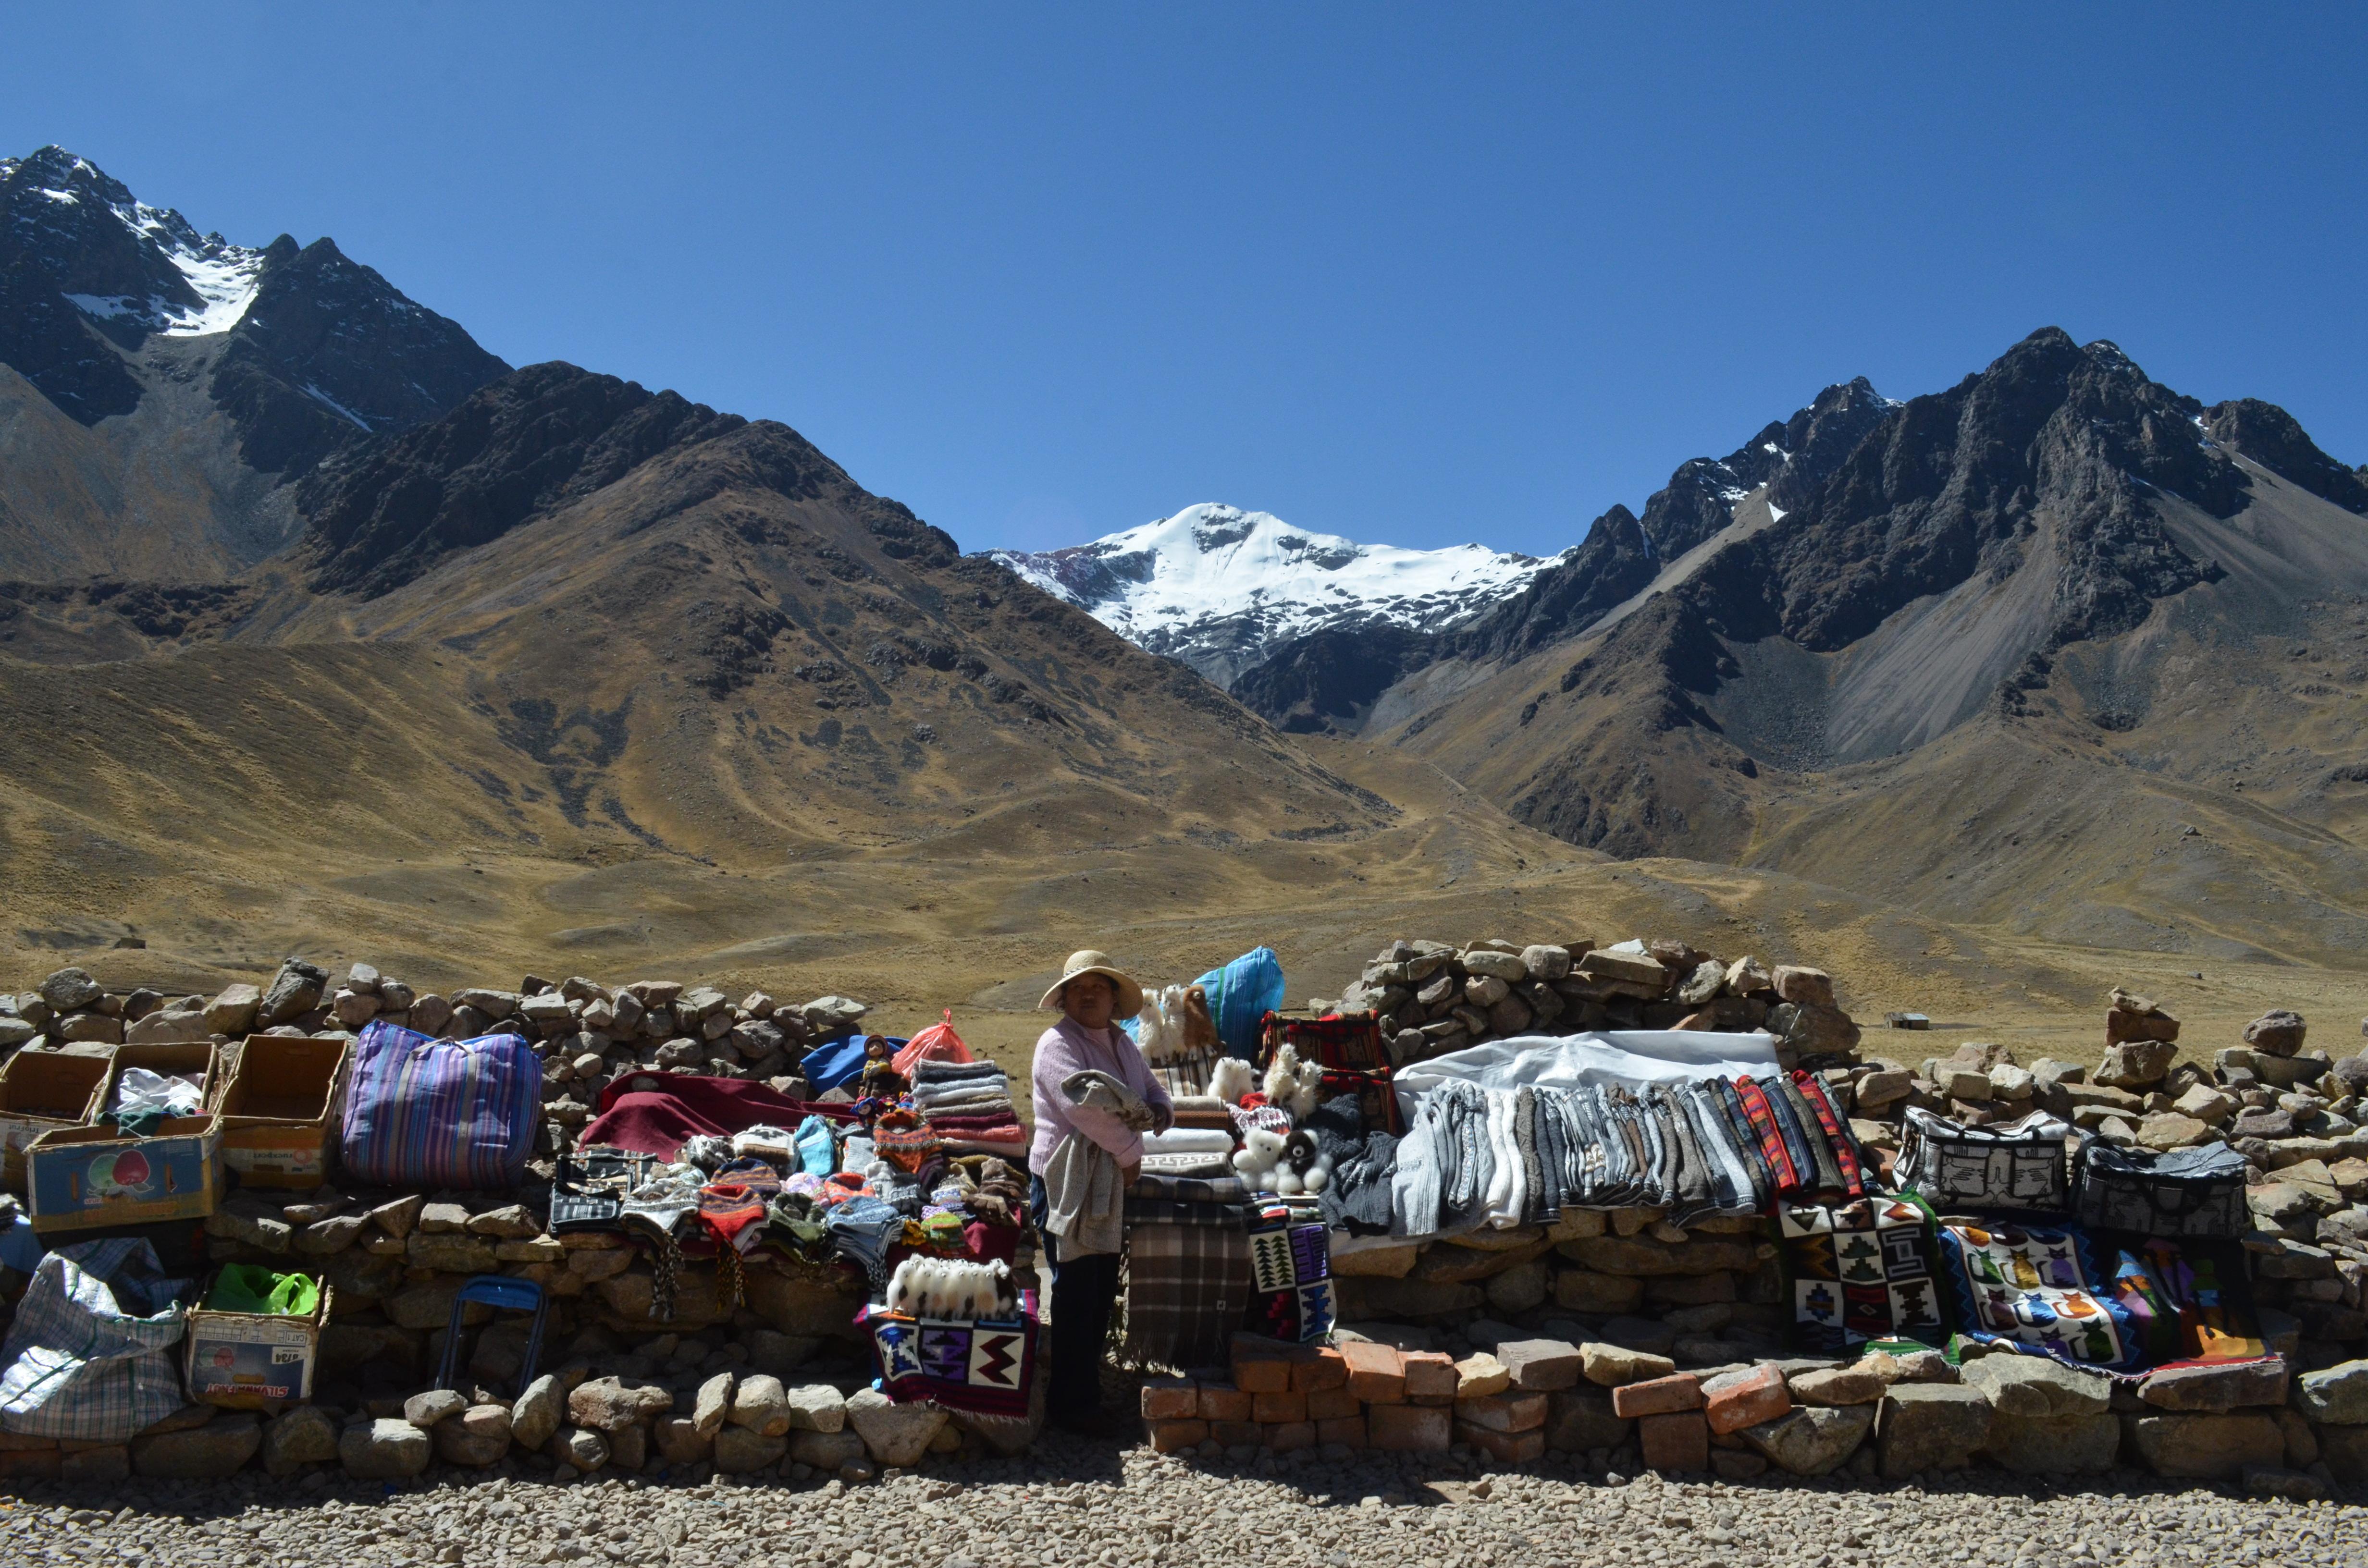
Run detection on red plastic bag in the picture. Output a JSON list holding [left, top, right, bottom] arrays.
[[892, 1010, 974, 1077]]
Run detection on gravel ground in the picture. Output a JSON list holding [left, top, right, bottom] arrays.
[[6, 1436, 2364, 1568]]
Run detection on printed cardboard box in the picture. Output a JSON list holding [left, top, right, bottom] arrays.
[[0, 1049, 110, 1193], [24, 1114, 222, 1234], [183, 1271, 333, 1409], [217, 1035, 351, 1188]]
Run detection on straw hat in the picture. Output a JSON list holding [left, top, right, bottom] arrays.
[[1038, 949, 1145, 1019]]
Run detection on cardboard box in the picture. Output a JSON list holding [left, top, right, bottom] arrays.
[[25, 1114, 223, 1234], [103, 1041, 222, 1119], [183, 1271, 333, 1409], [216, 1035, 351, 1188], [0, 1049, 110, 1192]]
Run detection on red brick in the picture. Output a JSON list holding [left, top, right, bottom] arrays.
[[1316, 1415, 1368, 1449], [1368, 1402, 1453, 1452], [1197, 1384, 1252, 1422], [1455, 1391, 1547, 1434], [1294, 1346, 1350, 1394], [1401, 1351, 1458, 1406], [1264, 1420, 1318, 1453], [1251, 1389, 1308, 1424], [1703, 1365, 1791, 1436], [1611, 1373, 1703, 1419], [1306, 1385, 1362, 1422], [1147, 1419, 1209, 1453], [1638, 1410, 1709, 1472], [1209, 1420, 1262, 1447], [1234, 1357, 1293, 1395], [1140, 1379, 1199, 1421], [1457, 1421, 1547, 1464], [1232, 1332, 1311, 1396], [1341, 1339, 1407, 1404]]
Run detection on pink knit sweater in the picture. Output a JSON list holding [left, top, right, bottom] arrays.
[[1027, 1017, 1173, 1176]]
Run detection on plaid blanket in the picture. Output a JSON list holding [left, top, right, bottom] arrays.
[[1131, 1174, 1252, 1204], [1124, 1209, 1251, 1370]]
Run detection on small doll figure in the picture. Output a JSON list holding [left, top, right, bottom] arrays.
[[859, 1034, 907, 1102]]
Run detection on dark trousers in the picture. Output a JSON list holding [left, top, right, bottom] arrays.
[[1031, 1173, 1120, 1419]]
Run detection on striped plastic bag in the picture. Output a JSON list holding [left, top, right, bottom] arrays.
[[342, 1019, 541, 1188]]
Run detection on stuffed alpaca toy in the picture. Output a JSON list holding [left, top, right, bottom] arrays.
[[1134, 985, 1186, 1063], [1262, 1042, 1320, 1122], [1180, 984, 1220, 1054], [1209, 1055, 1257, 1106], [1231, 1126, 1290, 1193]]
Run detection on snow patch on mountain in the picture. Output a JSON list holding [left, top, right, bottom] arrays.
[[31, 149, 265, 335], [982, 503, 1557, 687]]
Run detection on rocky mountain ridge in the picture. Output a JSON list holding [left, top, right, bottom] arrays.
[[0, 146, 507, 581]]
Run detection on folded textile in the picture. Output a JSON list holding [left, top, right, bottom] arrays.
[[1138, 1152, 1233, 1177], [1141, 1127, 1233, 1156], [1124, 1209, 1251, 1369], [1041, 1070, 1150, 1257], [1320, 1128, 1399, 1235], [940, 1133, 1030, 1159], [936, 1113, 1025, 1132], [913, 1083, 1013, 1111], [824, 1194, 903, 1288], [1125, 1197, 1249, 1226], [1132, 1173, 1251, 1204], [911, 1058, 1007, 1085], [1735, 1078, 1804, 1195], [1775, 1075, 1850, 1197], [1790, 1073, 1866, 1197], [1167, 1095, 1233, 1125]]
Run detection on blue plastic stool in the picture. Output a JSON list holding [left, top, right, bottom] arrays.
[[432, 1274, 548, 1397]]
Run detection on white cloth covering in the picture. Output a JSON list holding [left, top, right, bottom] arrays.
[[1392, 1029, 1782, 1117]]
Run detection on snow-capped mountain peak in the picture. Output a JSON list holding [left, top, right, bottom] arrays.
[[981, 503, 1556, 687], [6, 147, 268, 336]]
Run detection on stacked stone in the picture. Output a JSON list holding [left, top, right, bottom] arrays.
[[19, 1342, 1006, 1485], [1139, 1331, 2365, 1494], [0, 959, 881, 1158], [1332, 938, 1862, 1069], [1836, 995, 2368, 1374]]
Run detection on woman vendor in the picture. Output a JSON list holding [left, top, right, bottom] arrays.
[[1029, 949, 1173, 1435]]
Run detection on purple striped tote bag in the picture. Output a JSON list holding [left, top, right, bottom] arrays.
[[342, 1020, 541, 1188]]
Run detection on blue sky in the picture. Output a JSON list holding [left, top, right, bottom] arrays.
[[5, 4, 2363, 557]]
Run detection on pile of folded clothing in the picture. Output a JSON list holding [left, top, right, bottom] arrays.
[[911, 1058, 1028, 1159]]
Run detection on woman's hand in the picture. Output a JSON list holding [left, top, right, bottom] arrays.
[[1121, 1161, 1141, 1189]]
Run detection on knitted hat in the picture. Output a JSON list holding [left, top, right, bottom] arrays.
[[1038, 950, 1145, 1019]]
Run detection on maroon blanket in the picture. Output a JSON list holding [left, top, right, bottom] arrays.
[[581, 1074, 856, 1159]]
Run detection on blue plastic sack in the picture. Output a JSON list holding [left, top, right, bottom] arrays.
[[801, 1035, 869, 1095], [1194, 946, 1285, 1060]]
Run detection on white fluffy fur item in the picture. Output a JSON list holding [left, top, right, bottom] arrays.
[[883, 1256, 1016, 1320]]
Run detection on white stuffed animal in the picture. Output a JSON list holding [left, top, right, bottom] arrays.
[[1209, 1055, 1257, 1106], [1262, 1042, 1320, 1122], [1134, 985, 1188, 1063], [1231, 1126, 1290, 1194]]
